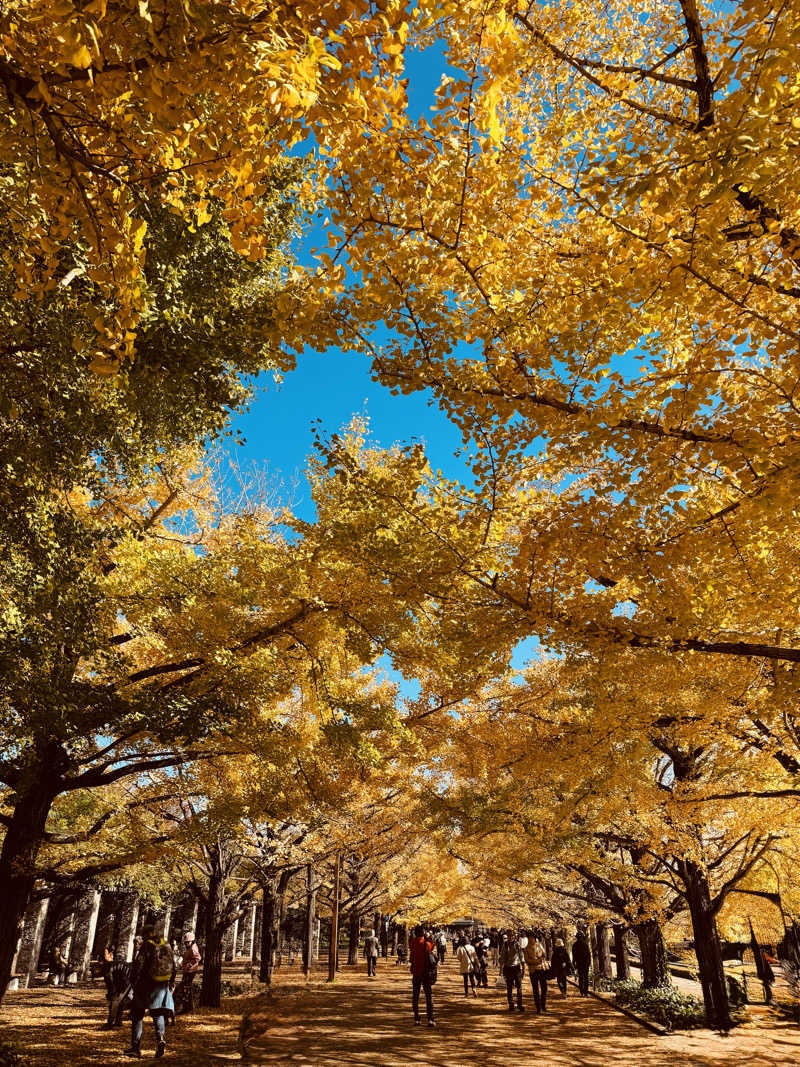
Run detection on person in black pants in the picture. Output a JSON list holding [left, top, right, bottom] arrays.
[[473, 936, 489, 988], [572, 932, 591, 996], [499, 930, 524, 1012], [409, 926, 436, 1027]]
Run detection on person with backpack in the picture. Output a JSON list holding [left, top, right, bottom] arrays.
[[408, 925, 436, 1027], [473, 936, 489, 988], [124, 921, 176, 1059], [364, 928, 380, 977], [176, 931, 202, 1014], [456, 935, 478, 996], [499, 928, 525, 1012]]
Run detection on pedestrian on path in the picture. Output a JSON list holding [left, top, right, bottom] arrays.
[[176, 931, 201, 1014], [364, 929, 380, 977], [124, 921, 176, 1059], [499, 929, 525, 1012], [456, 935, 478, 996], [51, 942, 69, 986], [551, 937, 572, 997], [572, 932, 591, 996], [523, 933, 549, 1013], [473, 936, 489, 988], [409, 925, 436, 1027], [436, 931, 447, 963]]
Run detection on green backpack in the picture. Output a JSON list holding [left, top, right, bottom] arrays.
[[147, 939, 174, 984]]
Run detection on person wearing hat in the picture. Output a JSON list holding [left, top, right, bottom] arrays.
[[124, 921, 176, 1059], [550, 937, 573, 997], [176, 931, 202, 1014]]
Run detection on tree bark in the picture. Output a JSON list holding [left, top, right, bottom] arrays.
[[347, 909, 360, 965], [258, 879, 276, 986], [0, 770, 57, 1003], [613, 923, 631, 980], [303, 864, 316, 978], [198, 869, 226, 1008], [633, 917, 671, 988], [597, 920, 613, 978], [683, 860, 731, 1030]]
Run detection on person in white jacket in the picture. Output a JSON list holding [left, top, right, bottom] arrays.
[[456, 935, 478, 996]]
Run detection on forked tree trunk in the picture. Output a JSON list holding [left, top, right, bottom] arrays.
[[683, 861, 731, 1030], [199, 871, 226, 1008], [613, 923, 631, 980], [633, 917, 671, 988]]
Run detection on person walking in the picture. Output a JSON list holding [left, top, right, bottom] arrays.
[[409, 925, 436, 1027], [473, 936, 489, 988], [551, 937, 572, 997], [489, 929, 499, 968], [176, 931, 202, 1014], [499, 929, 525, 1012], [124, 921, 176, 1059], [456, 935, 478, 996], [435, 931, 447, 964], [364, 928, 380, 977], [523, 933, 549, 1013], [572, 932, 591, 996]]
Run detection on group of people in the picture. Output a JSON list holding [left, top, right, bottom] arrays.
[[97, 925, 202, 1058], [403, 925, 594, 1025]]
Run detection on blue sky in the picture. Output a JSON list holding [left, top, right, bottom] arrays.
[[229, 40, 463, 514], [228, 40, 539, 686]]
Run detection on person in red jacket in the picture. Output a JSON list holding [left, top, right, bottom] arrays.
[[408, 926, 436, 1027]]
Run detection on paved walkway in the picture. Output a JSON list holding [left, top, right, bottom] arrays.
[[243, 960, 800, 1067]]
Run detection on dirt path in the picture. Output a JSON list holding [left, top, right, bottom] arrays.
[[2, 961, 799, 1066], [242, 959, 800, 1067], [0, 984, 250, 1065]]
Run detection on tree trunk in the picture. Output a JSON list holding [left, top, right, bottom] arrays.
[[328, 854, 340, 982], [589, 925, 600, 987], [259, 879, 276, 986], [380, 917, 388, 958], [633, 917, 670, 988], [274, 871, 289, 968], [347, 910, 360, 965], [0, 772, 57, 1003], [613, 923, 630, 980], [303, 864, 316, 977], [597, 920, 613, 978], [683, 861, 731, 1030], [198, 870, 226, 1008]]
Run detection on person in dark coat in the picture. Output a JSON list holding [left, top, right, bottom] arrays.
[[572, 932, 591, 996], [124, 922, 175, 1059], [473, 936, 489, 988], [551, 937, 572, 996]]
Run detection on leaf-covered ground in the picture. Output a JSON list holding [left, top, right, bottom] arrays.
[[2, 959, 799, 1066]]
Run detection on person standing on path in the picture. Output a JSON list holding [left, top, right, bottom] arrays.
[[473, 936, 489, 988], [456, 935, 479, 996], [124, 921, 176, 1059], [551, 938, 572, 997], [523, 934, 549, 1013], [176, 931, 201, 1014], [409, 925, 436, 1027], [499, 929, 525, 1012], [51, 942, 69, 986], [572, 932, 591, 996], [364, 929, 380, 977]]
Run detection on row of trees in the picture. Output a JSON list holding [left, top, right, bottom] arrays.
[[3, 0, 800, 1035]]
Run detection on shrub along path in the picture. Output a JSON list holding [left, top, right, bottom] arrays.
[[1, 959, 798, 1065]]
